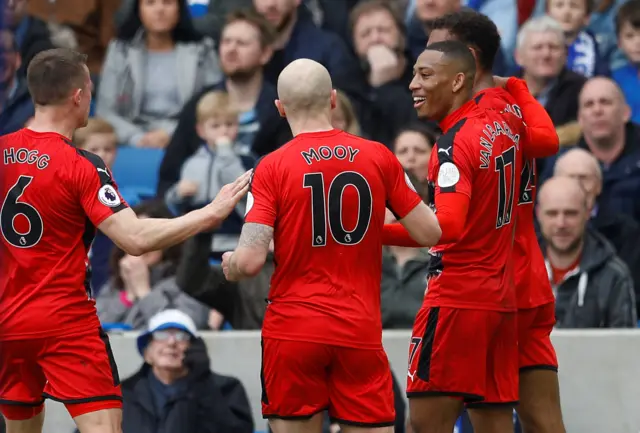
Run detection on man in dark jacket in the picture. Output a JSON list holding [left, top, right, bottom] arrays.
[[121, 309, 254, 433], [157, 9, 291, 196], [537, 177, 637, 328], [0, 29, 34, 135]]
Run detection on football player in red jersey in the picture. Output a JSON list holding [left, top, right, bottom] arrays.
[[220, 58, 442, 433], [425, 11, 565, 433], [403, 40, 523, 433], [0, 49, 250, 433]]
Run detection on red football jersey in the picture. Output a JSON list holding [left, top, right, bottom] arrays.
[[425, 99, 522, 312], [0, 129, 128, 340], [245, 129, 422, 349], [475, 86, 556, 309]]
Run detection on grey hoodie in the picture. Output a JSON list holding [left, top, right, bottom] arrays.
[[547, 229, 637, 328]]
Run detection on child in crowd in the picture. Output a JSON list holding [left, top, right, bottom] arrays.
[[611, 0, 640, 123], [73, 118, 119, 295], [547, 0, 609, 77], [165, 91, 254, 262]]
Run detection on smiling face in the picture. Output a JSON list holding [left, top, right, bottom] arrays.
[[409, 49, 465, 122]]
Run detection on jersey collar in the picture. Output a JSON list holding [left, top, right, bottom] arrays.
[[439, 98, 480, 133]]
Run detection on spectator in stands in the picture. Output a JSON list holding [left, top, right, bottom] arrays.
[[73, 118, 119, 293], [252, 0, 366, 108], [537, 176, 637, 328], [516, 15, 586, 151], [96, 200, 212, 330], [611, 0, 640, 123], [165, 91, 253, 260], [0, 29, 34, 135], [3, 0, 54, 75], [393, 122, 438, 182], [157, 9, 290, 195], [554, 148, 640, 314], [381, 203, 430, 329], [122, 309, 254, 433], [97, 0, 221, 147], [547, 0, 609, 77], [332, 90, 361, 135], [348, 0, 417, 145], [575, 77, 640, 221], [406, 0, 460, 61]]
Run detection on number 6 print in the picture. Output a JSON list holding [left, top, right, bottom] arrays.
[[1, 176, 44, 248]]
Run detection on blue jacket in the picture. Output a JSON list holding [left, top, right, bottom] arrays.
[[612, 63, 640, 124], [0, 78, 34, 136]]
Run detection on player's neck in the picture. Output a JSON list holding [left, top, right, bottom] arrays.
[[152, 366, 188, 385], [28, 108, 78, 140], [472, 73, 494, 94], [288, 115, 334, 137], [547, 243, 583, 270], [226, 73, 263, 112]]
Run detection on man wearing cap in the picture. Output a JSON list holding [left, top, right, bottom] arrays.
[[119, 310, 254, 433]]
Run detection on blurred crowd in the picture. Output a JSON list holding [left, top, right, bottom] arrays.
[[2, 0, 640, 431]]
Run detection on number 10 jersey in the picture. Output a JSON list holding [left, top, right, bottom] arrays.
[[245, 129, 422, 349], [0, 129, 128, 341]]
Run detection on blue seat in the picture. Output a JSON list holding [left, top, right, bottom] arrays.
[[111, 147, 164, 199]]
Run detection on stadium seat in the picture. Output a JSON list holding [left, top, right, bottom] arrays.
[[111, 147, 164, 201]]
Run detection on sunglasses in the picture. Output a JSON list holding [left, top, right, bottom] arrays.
[[152, 329, 191, 342]]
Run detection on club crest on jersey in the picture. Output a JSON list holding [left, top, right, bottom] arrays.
[[404, 172, 417, 192], [437, 162, 460, 188], [98, 184, 121, 207], [245, 192, 254, 216]]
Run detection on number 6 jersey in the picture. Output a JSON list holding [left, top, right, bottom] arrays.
[[0, 129, 128, 340], [245, 129, 422, 349]]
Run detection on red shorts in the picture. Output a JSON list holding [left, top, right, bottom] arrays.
[[406, 306, 518, 407], [0, 328, 122, 420], [518, 302, 558, 371], [261, 337, 395, 426]]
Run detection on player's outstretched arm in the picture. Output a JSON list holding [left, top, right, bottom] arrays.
[[496, 76, 559, 158], [99, 170, 252, 256], [221, 223, 274, 282], [395, 202, 442, 247]]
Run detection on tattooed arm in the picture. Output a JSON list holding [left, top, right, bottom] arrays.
[[222, 223, 274, 281]]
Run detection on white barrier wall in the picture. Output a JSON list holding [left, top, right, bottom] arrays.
[[42, 330, 640, 433]]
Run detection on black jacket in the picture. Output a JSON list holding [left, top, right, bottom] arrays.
[[540, 67, 586, 127], [120, 358, 253, 433], [549, 229, 637, 328], [157, 79, 291, 196]]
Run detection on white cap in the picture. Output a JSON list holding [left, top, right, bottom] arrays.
[[137, 309, 199, 354]]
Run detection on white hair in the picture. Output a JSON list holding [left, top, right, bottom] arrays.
[[516, 15, 566, 51]]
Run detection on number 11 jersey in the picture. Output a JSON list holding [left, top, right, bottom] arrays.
[[0, 129, 128, 341], [245, 129, 422, 349]]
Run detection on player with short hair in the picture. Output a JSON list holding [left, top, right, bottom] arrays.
[[220, 58, 442, 433], [0, 48, 251, 433], [404, 40, 523, 433]]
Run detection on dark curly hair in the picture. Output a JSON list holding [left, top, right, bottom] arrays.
[[429, 10, 501, 73], [117, 0, 202, 43]]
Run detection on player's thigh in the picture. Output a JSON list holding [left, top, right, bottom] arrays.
[[261, 338, 332, 419], [39, 329, 122, 419], [467, 312, 518, 433], [328, 347, 395, 428], [268, 412, 324, 433], [517, 369, 565, 433], [0, 339, 47, 422], [73, 408, 122, 433], [406, 307, 493, 402], [2, 409, 45, 433], [339, 425, 393, 433], [518, 303, 559, 371]]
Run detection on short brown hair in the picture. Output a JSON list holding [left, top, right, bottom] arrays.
[[225, 8, 277, 48], [616, 0, 640, 35], [349, 0, 405, 35], [196, 91, 240, 124], [73, 118, 116, 148], [27, 48, 88, 106]]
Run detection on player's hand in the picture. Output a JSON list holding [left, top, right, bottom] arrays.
[[492, 75, 509, 89], [221, 251, 237, 281], [177, 180, 199, 198], [367, 44, 400, 87], [205, 170, 252, 228]]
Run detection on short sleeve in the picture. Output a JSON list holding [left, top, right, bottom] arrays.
[[244, 157, 277, 227], [431, 128, 475, 198], [384, 150, 423, 219], [74, 150, 129, 227]]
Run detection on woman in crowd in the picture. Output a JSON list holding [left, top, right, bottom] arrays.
[[96, 0, 221, 147], [393, 122, 439, 181], [96, 200, 211, 330]]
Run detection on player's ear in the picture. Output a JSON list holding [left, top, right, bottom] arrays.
[[72, 88, 83, 106], [274, 99, 286, 118], [330, 89, 337, 110], [451, 72, 465, 93]]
